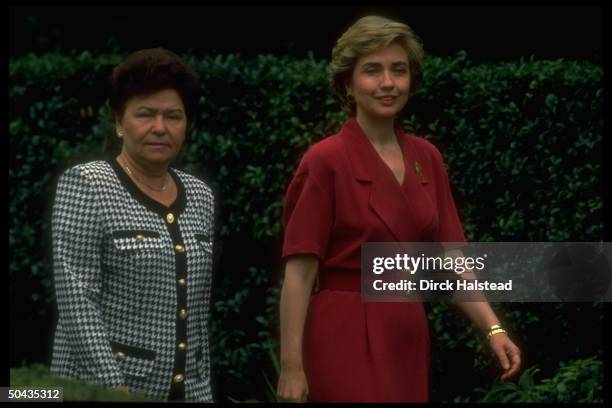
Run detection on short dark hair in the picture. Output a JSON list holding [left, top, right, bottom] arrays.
[[109, 47, 201, 132]]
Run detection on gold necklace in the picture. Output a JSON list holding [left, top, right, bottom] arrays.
[[120, 157, 169, 192]]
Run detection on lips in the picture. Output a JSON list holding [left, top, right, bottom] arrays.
[[377, 96, 398, 106]]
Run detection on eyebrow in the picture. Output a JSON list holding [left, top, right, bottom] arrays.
[[361, 61, 410, 67], [137, 106, 185, 114]]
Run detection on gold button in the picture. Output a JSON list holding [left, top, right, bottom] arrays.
[[115, 352, 125, 361], [177, 342, 187, 351], [166, 213, 175, 224], [175, 244, 185, 253], [179, 309, 188, 319], [173, 373, 184, 383], [135, 234, 144, 241], [178, 278, 186, 286]]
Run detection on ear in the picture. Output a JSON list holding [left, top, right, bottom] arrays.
[[114, 114, 124, 137], [345, 80, 354, 97]]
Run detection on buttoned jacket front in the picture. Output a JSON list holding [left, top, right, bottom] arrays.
[[50, 159, 214, 402]]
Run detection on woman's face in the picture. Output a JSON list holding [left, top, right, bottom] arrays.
[[116, 88, 187, 167], [349, 43, 411, 120]]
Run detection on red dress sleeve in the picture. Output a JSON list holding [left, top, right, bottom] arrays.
[[282, 148, 334, 261], [431, 147, 466, 242]]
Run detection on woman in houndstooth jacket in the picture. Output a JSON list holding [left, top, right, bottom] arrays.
[[50, 48, 215, 402]]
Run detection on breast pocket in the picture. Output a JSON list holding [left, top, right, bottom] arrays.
[[111, 230, 166, 257]]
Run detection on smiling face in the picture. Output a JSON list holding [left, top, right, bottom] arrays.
[[115, 88, 187, 167], [348, 42, 411, 121]]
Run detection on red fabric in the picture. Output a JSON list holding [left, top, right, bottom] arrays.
[[282, 118, 465, 402]]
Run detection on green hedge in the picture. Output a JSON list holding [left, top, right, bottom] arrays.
[[473, 356, 603, 403], [406, 53, 602, 242], [9, 51, 603, 401]]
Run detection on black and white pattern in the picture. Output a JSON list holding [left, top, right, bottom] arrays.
[[50, 159, 215, 402]]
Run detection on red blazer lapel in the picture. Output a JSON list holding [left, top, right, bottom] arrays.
[[341, 118, 435, 242]]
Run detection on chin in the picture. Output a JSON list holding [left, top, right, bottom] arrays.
[[145, 154, 174, 164], [372, 109, 399, 119]]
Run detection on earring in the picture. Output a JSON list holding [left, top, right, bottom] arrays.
[[117, 130, 124, 138]]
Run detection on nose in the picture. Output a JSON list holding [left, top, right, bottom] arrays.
[[151, 113, 166, 135], [380, 69, 394, 90]]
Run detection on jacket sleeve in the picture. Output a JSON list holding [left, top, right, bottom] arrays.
[[52, 166, 125, 388], [198, 183, 215, 401], [282, 148, 335, 261], [430, 147, 466, 243]]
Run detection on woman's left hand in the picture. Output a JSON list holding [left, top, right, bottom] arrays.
[[489, 333, 521, 381]]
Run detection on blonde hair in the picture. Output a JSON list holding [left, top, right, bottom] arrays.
[[330, 15, 425, 115]]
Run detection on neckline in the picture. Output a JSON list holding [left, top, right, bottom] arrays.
[[107, 157, 187, 217], [350, 117, 410, 188]]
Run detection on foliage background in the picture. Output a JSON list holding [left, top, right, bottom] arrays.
[[9, 48, 603, 402]]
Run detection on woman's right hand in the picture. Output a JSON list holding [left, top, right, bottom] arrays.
[[277, 367, 309, 402], [277, 256, 317, 402]]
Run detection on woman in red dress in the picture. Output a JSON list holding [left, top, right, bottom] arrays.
[[276, 16, 521, 402]]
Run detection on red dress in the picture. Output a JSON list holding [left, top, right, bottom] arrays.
[[282, 118, 465, 402]]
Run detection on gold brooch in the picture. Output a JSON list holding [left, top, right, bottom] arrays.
[[414, 161, 423, 178]]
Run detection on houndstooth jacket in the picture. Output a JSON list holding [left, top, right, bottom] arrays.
[[50, 159, 215, 402]]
